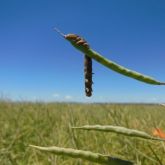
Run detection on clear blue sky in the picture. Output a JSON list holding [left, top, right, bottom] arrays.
[[0, 0, 165, 102]]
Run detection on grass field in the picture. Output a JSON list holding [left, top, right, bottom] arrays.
[[0, 101, 165, 165]]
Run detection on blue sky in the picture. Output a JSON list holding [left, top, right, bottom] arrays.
[[0, 0, 165, 102]]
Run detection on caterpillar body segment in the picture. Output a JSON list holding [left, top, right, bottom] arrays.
[[84, 55, 93, 97], [65, 34, 78, 40]]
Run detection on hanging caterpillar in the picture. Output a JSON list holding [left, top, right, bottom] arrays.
[[65, 34, 93, 97]]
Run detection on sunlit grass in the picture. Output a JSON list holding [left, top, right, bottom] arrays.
[[0, 101, 165, 164]]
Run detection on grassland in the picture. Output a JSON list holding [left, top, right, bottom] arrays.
[[0, 101, 165, 165]]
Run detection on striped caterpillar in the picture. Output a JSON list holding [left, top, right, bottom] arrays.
[[65, 34, 93, 97]]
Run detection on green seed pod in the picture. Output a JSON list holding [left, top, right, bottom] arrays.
[[72, 125, 165, 141], [30, 145, 134, 165], [65, 34, 165, 85]]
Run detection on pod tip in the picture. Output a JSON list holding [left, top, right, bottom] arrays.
[[53, 27, 65, 37]]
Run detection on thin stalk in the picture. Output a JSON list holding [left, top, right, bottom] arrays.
[[69, 42, 165, 85], [148, 145, 163, 165]]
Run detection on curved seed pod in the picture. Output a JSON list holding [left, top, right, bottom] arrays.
[[30, 145, 134, 165], [72, 125, 165, 141], [65, 34, 165, 85]]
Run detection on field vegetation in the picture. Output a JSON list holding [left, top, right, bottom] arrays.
[[0, 101, 165, 164]]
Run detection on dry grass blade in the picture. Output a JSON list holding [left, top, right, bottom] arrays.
[[29, 145, 134, 165], [72, 125, 165, 141], [148, 145, 163, 165]]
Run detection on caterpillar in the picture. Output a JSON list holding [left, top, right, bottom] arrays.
[[65, 34, 93, 97]]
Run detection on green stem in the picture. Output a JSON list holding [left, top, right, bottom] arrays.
[[66, 37, 165, 85]]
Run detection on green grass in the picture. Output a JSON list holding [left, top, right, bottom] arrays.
[[0, 101, 165, 164]]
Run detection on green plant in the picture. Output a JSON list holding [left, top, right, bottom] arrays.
[[30, 145, 133, 165], [72, 125, 165, 141], [29, 30, 165, 164], [55, 29, 164, 85], [1, 102, 165, 164]]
